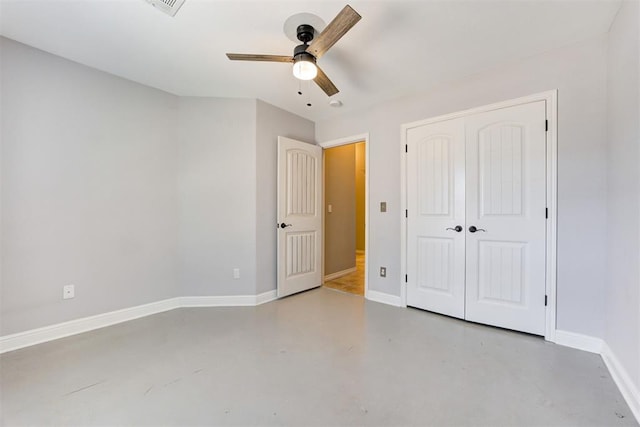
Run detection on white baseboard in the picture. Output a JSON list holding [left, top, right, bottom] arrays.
[[555, 330, 604, 353], [554, 331, 639, 423], [324, 267, 357, 282], [601, 343, 640, 422], [0, 297, 180, 354], [0, 290, 280, 354], [180, 290, 278, 307], [256, 290, 278, 305], [366, 290, 402, 307]]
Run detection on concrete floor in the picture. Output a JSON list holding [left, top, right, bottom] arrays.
[[0, 288, 636, 426]]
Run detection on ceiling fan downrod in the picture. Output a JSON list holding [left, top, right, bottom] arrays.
[[296, 24, 315, 44]]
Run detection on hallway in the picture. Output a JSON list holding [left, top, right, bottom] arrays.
[[323, 252, 365, 296]]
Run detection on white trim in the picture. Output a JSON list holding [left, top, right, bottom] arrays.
[[366, 290, 402, 307], [324, 267, 357, 282], [0, 290, 280, 354], [318, 133, 369, 149], [602, 343, 640, 423], [180, 290, 278, 308], [400, 90, 558, 342], [555, 330, 604, 354], [400, 120, 408, 308], [180, 296, 257, 307], [255, 290, 278, 305], [402, 91, 557, 129], [0, 297, 180, 354], [318, 133, 370, 299], [544, 90, 558, 342], [554, 331, 640, 423]]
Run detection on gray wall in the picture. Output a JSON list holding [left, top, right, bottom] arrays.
[[255, 100, 315, 294], [324, 144, 356, 276], [178, 97, 257, 296], [1, 38, 180, 335], [605, 0, 640, 395], [316, 35, 608, 338], [0, 39, 314, 335]]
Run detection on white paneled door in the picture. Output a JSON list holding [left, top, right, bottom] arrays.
[[406, 118, 466, 318], [465, 101, 547, 335], [277, 137, 322, 298], [406, 101, 547, 335]]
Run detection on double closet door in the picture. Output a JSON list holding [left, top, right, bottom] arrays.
[[406, 101, 547, 335]]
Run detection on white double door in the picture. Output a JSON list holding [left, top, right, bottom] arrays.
[[406, 101, 547, 335]]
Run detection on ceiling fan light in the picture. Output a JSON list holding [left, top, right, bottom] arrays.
[[293, 54, 317, 80]]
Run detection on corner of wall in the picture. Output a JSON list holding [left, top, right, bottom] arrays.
[[603, 0, 640, 420], [254, 100, 315, 295]]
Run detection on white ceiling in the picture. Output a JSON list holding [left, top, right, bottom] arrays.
[[0, 0, 621, 121]]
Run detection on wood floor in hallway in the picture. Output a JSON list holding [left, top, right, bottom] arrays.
[[323, 252, 365, 295]]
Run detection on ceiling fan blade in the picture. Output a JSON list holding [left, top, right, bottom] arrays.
[[226, 53, 293, 62], [314, 66, 339, 97], [306, 5, 361, 59]]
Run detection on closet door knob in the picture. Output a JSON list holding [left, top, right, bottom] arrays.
[[468, 226, 486, 233], [446, 225, 463, 232]]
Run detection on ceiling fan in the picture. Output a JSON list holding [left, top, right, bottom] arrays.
[[226, 5, 361, 97]]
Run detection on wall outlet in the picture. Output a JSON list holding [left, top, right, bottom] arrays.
[[63, 284, 75, 299], [233, 268, 240, 279], [379, 267, 387, 277]]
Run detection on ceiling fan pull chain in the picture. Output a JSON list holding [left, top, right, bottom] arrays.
[[306, 81, 312, 107]]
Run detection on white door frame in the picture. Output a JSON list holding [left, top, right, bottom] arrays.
[[318, 133, 370, 298], [400, 90, 558, 342]]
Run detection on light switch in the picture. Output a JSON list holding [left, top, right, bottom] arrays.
[[328, 204, 333, 213], [380, 202, 387, 212]]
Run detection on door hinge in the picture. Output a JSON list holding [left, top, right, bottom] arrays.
[[545, 208, 548, 219], [405, 274, 408, 283], [545, 295, 548, 306], [405, 144, 408, 153], [545, 120, 548, 131], [405, 209, 408, 218]]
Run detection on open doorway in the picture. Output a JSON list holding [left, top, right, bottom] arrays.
[[322, 140, 366, 296]]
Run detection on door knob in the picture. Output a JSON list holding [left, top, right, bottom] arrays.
[[468, 226, 486, 233], [279, 223, 292, 229], [446, 225, 463, 232]]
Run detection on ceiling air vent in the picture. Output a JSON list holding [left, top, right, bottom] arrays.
[[145, 0, 186, 17]]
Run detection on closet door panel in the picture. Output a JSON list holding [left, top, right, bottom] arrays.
[[406, 118, 466, 318], [464, 101, 547, 335]]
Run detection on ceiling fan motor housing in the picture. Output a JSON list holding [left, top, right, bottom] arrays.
[[296, 24, 315, 43]]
